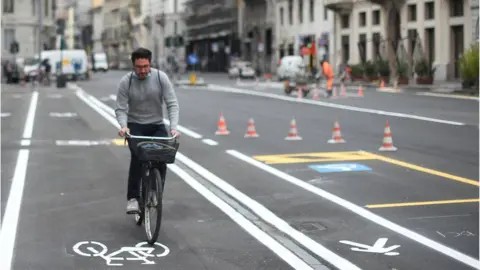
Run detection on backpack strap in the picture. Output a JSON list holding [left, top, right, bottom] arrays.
[[157, 70, 164, 100], [127, 72, 133, 91]]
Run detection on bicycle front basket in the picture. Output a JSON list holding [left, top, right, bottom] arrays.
[[134, 138, 180, 163]]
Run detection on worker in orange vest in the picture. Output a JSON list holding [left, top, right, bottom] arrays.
[[320, 60, 334, 98]]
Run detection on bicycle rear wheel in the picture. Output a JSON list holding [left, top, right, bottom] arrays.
[[144, 167, 163, 244]]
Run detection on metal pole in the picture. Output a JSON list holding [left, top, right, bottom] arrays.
[[237, 0, 244, 59], [37, 0, 44, 76]]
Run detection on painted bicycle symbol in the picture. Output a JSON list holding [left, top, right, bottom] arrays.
[[73, 241, 170, 266]]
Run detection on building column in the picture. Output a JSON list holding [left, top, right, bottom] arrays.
[[433, 0, 449, 81]]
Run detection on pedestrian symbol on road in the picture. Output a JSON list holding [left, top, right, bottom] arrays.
[[339, 238, 400, 256], [73, 241, 170, 266]]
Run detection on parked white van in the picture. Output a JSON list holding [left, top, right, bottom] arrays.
[[24, 49, 89, 81], [93, 52, 108, 72]]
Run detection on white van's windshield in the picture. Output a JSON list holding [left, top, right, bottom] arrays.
[[24, 58, 40, 66]]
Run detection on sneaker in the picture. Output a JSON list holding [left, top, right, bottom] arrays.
[[126, 198, 139, 214]]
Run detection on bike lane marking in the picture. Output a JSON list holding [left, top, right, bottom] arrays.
[[0, 91, 39, 269]]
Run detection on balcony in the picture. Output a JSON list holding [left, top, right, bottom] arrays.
[[324, 0, 355, 13]]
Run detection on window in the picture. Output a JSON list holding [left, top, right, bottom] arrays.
[[425, 2, 434, 20], [280, 7, 284, 25], [425, 28, 435, 64], [359, 12, 366, 27], [324, 8, 328, 20], [340, 14, 349, 29], [372, 33, 381, 60], [309, 0, 314, 22], [341, 35, 350, 63], [174, 0, 177, 13], [372, 10, 380, 25], [358, 34, 366, 62], [298, 0, 303, 24], [408, 4, 416, 21], [450, 0, 463, 17], [288, 0, 293, 25], [3, 0, 14, 13], [3, 28, 15, 51]]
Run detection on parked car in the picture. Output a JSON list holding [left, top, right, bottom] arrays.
[[228, 61, 256, 79]]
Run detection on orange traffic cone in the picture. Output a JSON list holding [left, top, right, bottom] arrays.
[[215, 113, 230, 135], [285, 118, 302, 140], [380, 80, 385, 88], [312, 88, 319, 100], [379, 121, 397, 151], [297, 87, 303, 99], [340, 84, 347, 97], [328, 120, 346, 143], [244, 118, 259, 138], [358, 85, 364, 97]]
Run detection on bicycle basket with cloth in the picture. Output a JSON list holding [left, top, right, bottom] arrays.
[[129, 137, 180, 164]]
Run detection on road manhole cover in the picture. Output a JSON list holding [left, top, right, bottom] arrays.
[[291, 221, 326, 232]]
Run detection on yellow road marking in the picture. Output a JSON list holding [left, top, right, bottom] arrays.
[[111, 138, 128, 146], [253, 151, 375, 164], [360, 151, 479, 187], [366, 198, 480, 208]]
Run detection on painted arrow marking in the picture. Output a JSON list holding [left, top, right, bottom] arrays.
[[339, 238, 400, 256]]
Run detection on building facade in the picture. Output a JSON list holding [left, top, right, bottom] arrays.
[[242, 0, 276, 73], [185, 0, 240, 72], [325, 0, 476, 81], [91, 0, 105, 53], [2, 0, 56, 58], [162, 0, 187, 63], [101, 0, 136, 68], [275, 0, 336, 72]]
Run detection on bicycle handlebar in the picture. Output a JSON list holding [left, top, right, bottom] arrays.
[[125, 132, 178, 140]]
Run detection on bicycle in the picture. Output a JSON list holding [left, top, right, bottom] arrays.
[[124, 132, 180, 245]]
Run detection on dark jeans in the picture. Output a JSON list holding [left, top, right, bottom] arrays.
[[126, 122, 168, 200]]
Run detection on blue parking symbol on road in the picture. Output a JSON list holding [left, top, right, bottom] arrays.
[[308, 163, 372, 173]]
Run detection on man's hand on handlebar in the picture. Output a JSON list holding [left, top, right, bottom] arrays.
[[119, 127, 130, 137], [170, 129, 180, 137]]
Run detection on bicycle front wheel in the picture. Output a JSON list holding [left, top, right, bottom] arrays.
[[144, 167, 163, 245]]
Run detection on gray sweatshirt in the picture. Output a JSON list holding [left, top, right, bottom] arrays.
[[114, 68, 179, 130]]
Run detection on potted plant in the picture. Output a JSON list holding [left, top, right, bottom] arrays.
[[459, 42, 479, 93], [415, 58, 435, 84], [349, 64, 364, 81], [362, 61, 377, 82], [396, 60, 409, 85], [376, 59, 390, 84]]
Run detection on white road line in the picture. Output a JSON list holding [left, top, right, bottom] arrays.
[[182, 84, 465, 126], [0, 91, 39, 270], [202, 138, 218, 146], [74, 85, 203, 139], [226, 149, 480, 269], [74, 83, 360, 270], [168, 164, 313, 270], [175, 152, 361, 270], [22, 91, 39, 138], [416, 92, 479, 101]]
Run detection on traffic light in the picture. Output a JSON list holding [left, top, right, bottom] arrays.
[[9, 41, 19, 54]]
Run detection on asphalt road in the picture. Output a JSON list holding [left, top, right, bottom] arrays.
[[1, 70, 479, 270]]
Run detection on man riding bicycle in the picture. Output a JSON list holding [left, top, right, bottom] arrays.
[[115, 48, 180, 214]]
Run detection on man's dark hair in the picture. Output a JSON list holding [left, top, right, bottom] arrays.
[[131, 48, 152, 63]]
